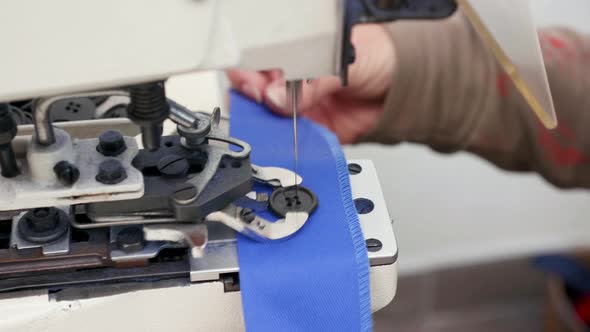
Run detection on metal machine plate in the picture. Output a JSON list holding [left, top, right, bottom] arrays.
[[349, 159, 398, 266], [189, 159, 398, 282], [0, 136, 144, 210], [10, 207, 71, 256]]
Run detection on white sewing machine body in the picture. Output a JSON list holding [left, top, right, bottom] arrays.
[[0, 158, 398, 332], [0, 0, 343, 102], [0, 1, 413, 329]]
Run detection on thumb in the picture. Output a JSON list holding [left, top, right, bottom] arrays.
[[264, 77, 343, 116]]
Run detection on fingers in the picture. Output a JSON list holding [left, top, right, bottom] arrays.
[[262, 79, 288, 115], [303, 98, 383, 144], [263, 77, 343, 116], [226, 69, 283, 103]]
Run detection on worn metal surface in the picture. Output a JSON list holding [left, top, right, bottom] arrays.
[[33, 90, 130, 146], [192, 159, 398, 283], [143, 224, 208, 258], [251, 165, 302, 188], [0, 134, 144, 210], [0, 228, 110, 278]]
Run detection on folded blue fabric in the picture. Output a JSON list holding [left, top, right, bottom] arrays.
[[230, 92, 371, 332]]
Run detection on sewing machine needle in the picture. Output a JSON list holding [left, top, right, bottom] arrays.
[[286, 80, 302, 194]]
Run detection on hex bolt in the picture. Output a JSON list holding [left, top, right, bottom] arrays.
[[97, 130, 127, 156], [96, 158, 127, 185], [27, 207, 59, 232], [18, 207, 70, 244], [174, 183, 198, 205], [157, 154, 189, 176], [117, 226, 145, 253], [239, 208, 256, 224], [365, 238, 383, 252], [53, 161, 80, 186]]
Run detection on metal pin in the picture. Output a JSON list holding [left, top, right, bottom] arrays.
[[286, 80, 302, 197]]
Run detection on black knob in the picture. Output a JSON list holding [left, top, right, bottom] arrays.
[[97, 130, 127, 156], [18, 207, 70, 244], [53, 160, 80, 186], [26, 207, 60, 232], [96, 158, 127, 185]]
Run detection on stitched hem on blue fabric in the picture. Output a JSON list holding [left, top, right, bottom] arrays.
[[310, 122, 372, 332], [230, 91, 372, 332]]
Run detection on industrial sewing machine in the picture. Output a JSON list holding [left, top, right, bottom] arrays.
[[0, 0, 554, 330]]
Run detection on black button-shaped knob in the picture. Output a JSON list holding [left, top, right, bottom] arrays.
[[96, 158, 127, 185], [97, 130, 126, 156], [53, 160, 80, 186]]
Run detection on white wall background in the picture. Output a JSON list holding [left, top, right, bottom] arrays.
[[166, 0, 590, 276]]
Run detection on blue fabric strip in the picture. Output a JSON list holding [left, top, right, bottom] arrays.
[[230, 92, 371, 332]]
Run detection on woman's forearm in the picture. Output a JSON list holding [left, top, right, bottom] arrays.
[[363, 13, 590, 188]]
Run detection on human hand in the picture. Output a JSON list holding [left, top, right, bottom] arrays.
[[227, 24, 396, 144]]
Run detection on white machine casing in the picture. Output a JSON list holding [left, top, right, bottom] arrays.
[[0, 0, 342, 102]]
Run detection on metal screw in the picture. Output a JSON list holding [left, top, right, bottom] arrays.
[[117, 227, 145, 253], [365, 238, 383, 252], [33, 207, 50, 218], [174, 183, 198, 205], [354, 198, 375, 214], [177, 118, 211, 148], [348, 163, 362, 175], [96, 158, 127, 185], [18, 207, 69, 244], [53, 160, 80, 186], [97, 130, 127, 156], [239, 208, 256, 224], [27, 207, 59, 232], [157, 154, 189, 176]]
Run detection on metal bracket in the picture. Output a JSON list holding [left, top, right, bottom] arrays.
[[0, 130, 144, 211], [109, 226, 174, 263], [206, 204, 309, 242], [143, 224, 208, 258], [251, 165, 302, 188], [10, 206, 71, 256], [189, 159, 398, 283]]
